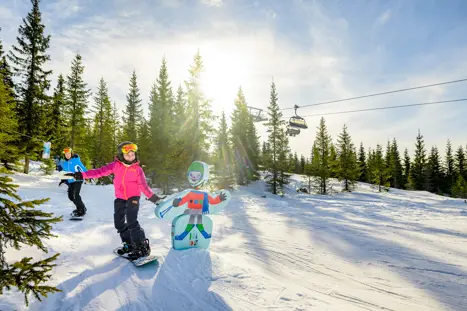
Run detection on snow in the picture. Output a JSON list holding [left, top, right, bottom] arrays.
[[1, 169, 467, 311]]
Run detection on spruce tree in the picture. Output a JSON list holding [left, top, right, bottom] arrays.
[[0, 27, 15, 100], [8, 0, 52, 173], [137, 118, 151, 166], [455, 146, 466, 180], [336, 124, 359, 191], [277, 126, 291, 188], [264, 79, 285, 194], [402, 148, 410, 189], [357, 142, 367, 182], [312, 117, 332, 194], [44, 74, 67, 154], [410, 130, 427, 190], [451, 175, 467, 199], [0, 175, 62, 305], [184, 51, 215, 162], [111, 101, 122, 150], [444, 139, 455, 194], [370, 144, 390, 192], [122, 70, 143, 143], [329, 144, 339, 178], [213, 111, 235, 189], [65, 53, 91, 150], [300, 154, 306, 175], [390, 138, 403, 189], [427, 146, 443, 193], [0, 77, 19, 168], [90, 78, 114, 170], [230, 87, 254, 185]]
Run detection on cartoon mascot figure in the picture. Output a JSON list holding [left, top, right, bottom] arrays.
[[154, 161, 231, 250]]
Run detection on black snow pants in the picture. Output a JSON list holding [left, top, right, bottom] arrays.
[[68, 181, 86, 213], [114, 196, 147, 246]]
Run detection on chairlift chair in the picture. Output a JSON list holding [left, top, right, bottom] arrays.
[[247, 106, 268, 123], [289, 105, 308, 129], [286, 126, 300, 137]]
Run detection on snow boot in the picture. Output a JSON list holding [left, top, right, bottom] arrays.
[[116, 242, 133, 256], [128, 239, 151, 261], [70, 207, 86, 217]]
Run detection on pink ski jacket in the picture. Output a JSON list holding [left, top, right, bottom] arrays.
[[82, 159, 154, 200]]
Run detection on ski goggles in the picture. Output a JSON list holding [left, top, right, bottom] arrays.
[[121, 143, 138, 154], [63, 148, 72, 154]]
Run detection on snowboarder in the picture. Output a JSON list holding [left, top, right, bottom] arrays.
[[172, 161, 227, 241], [64, 141, 162, 261], [58, 147, 88, 217]]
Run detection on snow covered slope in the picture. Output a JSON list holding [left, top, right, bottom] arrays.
[[1, 171, 467, 311]]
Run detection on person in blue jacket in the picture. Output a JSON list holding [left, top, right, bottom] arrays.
[[57, 147, 88, 217]]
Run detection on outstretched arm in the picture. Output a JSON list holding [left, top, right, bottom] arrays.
[[137, 167, 154, 199], [82, 162, 115, 179], [208, 192, 226, 204]]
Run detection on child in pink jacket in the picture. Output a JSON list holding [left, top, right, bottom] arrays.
[[66, 141, 161, 261]]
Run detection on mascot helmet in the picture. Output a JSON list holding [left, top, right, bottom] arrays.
[[187, 161, 209, 187]]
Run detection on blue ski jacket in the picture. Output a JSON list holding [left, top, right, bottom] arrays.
[[58, 154, 88, 183]]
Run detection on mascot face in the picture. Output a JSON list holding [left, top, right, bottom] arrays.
[[187, 161, 209, 187]]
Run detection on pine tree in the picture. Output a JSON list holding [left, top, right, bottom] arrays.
[[231, 87, 255, 185], [427, 146, 443, 193], [277, 126, 291, 188], [336, 124, 359, 191], [369, 144, 390, 192], [213, 111, 235, 189], [0, 77, 19, 168], [390, 138, 403, 189], [245, 111, 261, 180], [300, 154, 306, 175], [293, 152, 300, 174], [357, 142, 367, 182], [0, 175, 62, 305], [451, 175, 467, 199], [312, 117, 332, 194], [137, 118, 151, 166], [0, 27, 15, 100], [90, 78, 114, 170], [402, 148, 410, 189], [111, 101, 122, 150], [329, 143, 339, 178], [184, 51, 215, 162], [410, 130, 427, 190], [8, 0, 52, 173], [64, 53, 91, 150], [455, 146, 466, 181], [444, 139, 455, 194], [44, 74, 67, 154], [264, 79, 285, 194], [122, 70, 143, 143]]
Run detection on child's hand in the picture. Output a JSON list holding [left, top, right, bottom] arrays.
[[147, 194, 161, 204]]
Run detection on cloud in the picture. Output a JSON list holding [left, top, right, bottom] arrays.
[[376, 9, 391, 26], [200, 0, 223, 7]]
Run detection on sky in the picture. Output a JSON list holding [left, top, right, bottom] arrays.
[[1, 0, 466, 159]]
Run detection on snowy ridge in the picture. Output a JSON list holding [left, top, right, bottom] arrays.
[[1, 171, 467, 311]]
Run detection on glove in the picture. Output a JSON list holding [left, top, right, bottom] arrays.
[[64, 172, 83, 180], [147, 194, 161, 204], [219, 192, 227, 201], [172, 198, 181, 207]]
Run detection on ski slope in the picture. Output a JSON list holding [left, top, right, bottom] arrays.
[[1, 166, 467, 311]]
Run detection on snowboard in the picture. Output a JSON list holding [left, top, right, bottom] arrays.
[[154, 189, 231, 221], [112, 247, 159, 267], [171, 214, 213, 250]]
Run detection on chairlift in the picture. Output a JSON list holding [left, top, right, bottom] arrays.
[[286, 126, 300, 137], [247, 106, 268, 123], [289, 105, 308, 129]]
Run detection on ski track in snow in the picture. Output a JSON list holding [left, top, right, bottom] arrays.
[[1, 165, 467, 311]]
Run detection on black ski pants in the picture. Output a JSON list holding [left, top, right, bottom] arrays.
[[68, 181, 86, 212], [114, 196, 146, 246]]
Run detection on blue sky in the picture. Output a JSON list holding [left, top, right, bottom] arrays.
[[1, 0, 466, 158]]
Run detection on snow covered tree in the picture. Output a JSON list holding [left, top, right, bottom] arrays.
[[357, 142, 367, 182], [336, 124, 359, 191], [8, 0, 52, 173], [122, 70, 143, 143], [64, 53, 91, 150], [410, 130, 427, 190], [0, 175, 62, 305], [264, 79, 286, 194], [311, 117, 332, 194], [90, 78, 114, 170]]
